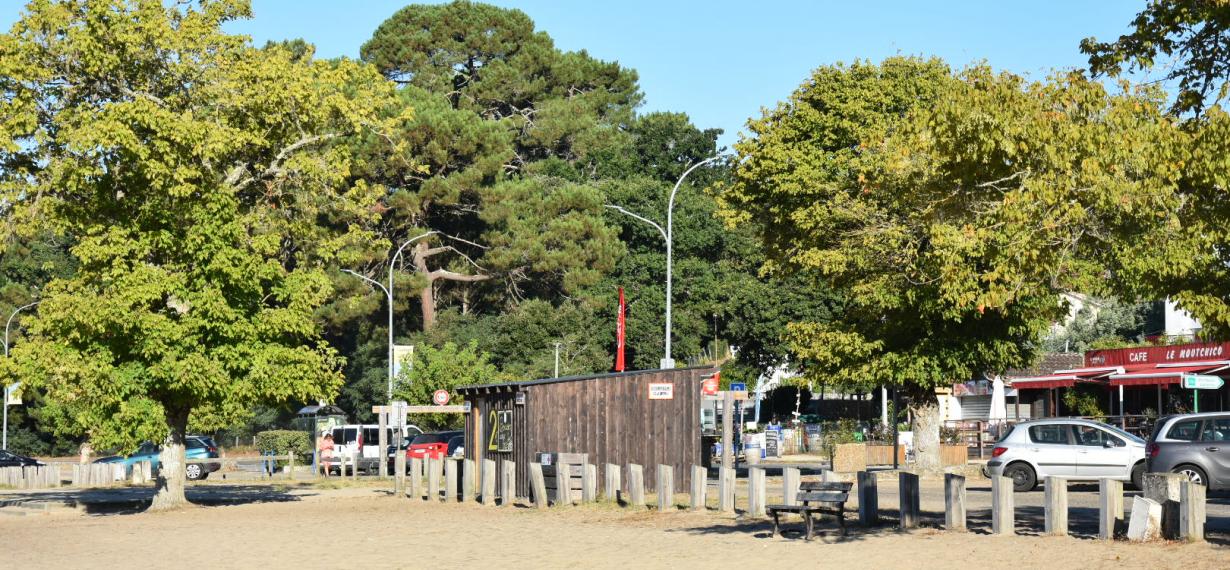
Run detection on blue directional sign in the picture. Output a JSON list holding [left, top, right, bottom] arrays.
[[730, 382, 747, 392]]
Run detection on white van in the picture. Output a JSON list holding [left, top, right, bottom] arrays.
[[326, 424, 422, 474]]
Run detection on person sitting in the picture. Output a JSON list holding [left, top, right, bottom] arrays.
[[317, 433, 334, 476]]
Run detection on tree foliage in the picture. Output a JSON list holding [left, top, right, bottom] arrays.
[[0, 0, 403, 506], [392, 340, 497, 430]]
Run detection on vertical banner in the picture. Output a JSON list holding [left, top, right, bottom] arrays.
[[615, 287, 626, 372]]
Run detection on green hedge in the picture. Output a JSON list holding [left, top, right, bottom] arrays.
[[255, 429, 312, 463]]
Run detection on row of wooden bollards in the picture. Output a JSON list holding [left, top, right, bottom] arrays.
[[0, 465, 63, 490]]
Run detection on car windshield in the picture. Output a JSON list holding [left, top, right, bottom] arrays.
[[1099, 424, 1144, 444]]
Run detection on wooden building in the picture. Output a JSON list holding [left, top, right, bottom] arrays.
[[457, 366, 715, 498]]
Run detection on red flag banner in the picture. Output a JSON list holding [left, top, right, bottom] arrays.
[[615, 287, 626, 372]]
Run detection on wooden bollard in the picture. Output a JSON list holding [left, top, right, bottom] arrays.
[[718, 467, 735, 512], [628, 463, 646, 507], [604, 463, 621, 501], [657, 465, 674, 512], [410, 458, 423, 499], [427, 457, 442, 501], [444, 459, 458, 502], [351, 450, 359, 481], [690, 465, 707, 509], [462, 459, 477, 503], [1045, 477, 1069, 536], [748, 467, 766, 517], [1143, 472, 1183, 540], [783, 467, 800, 506], [288, 453, 296, 481], [1098, 478, 1123, 540], [858, 471, 878, 526], [1179, 479, 1206, 542], [582, 463, 597, 502], [899, 472, 920, 530], [555, 462, 573, 506], [529, 462, 549, 508], [394, 449, 407, 497], [501, 460, 516, 506], [944, 473, 966, 531], [481, 459, 497, 506], [992, 475, 1014, 535]]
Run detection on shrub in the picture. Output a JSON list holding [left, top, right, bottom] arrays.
[[255, 430, 312, 464]]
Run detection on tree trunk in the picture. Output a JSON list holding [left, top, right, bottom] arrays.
[[148, 408, 191, 511], [414, 241, 437, 330], [910, 398, 943, 474]]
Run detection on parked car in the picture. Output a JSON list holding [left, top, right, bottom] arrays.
[[446, 435, 464, 459], [1146, 412, 1230, 490], [407, 431, 463, 460], [984, 418, 1146, 492], [0, 449, 43, 468], [94, 436, 221, 480], [327, 423, 422, 475]]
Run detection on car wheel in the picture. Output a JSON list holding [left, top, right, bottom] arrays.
[[1130, 462, 1146, 490], [1003, 462, 1036, 492], [185, 463, 203, 481], [1173, 464, 1208, 486]]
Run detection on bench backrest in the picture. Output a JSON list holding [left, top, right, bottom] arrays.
[[798, 490, 848, 504], [799, 481, 853, 492]]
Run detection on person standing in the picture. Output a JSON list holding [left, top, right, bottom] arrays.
[[317, 433, 334, 477]]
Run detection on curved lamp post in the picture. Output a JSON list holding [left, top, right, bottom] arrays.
[[605, 156, 722, 369], [3, 300, 40, 450], [343, 231, 436, 400]]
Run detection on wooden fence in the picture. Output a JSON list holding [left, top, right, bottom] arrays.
[[1, 464, 64, 490]]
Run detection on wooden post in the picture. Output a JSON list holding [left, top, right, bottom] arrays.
[[555, 461, 573, 506], [992, 475, 1014, 535], [463, 459, 477, 503], [721, 391, 734, 470], [899, 472, 920, 529], [690, 465, 707, 509], [409, 457, 423, 499], [530, 462, 549, 508], [604, 463, 621, 502], [748, 466, 766, 517], [783, 467, 800, 506], [628, 463, 646, 507], [582, 463, 597, 503], [288, 453, 296, 481], [481, 459, 496, 506], [858, 471, 878, 526], [1143, 472, 1183, 540], [1045, 477, 1069, 536], [657, 464, 674, 512], [1179, 479, 1206, 542], [350, 450, 359, 482], [377, 411, 388, 479], [944, 473, 966, 531], [1099, 478, 1123, 540], [718, 467, 735, 512], [444, 458, 459, 502], [428, 457, 442, 501], [501, 460, 516, 506]]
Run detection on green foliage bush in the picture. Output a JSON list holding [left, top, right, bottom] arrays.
[[255, 430, 312, 463]]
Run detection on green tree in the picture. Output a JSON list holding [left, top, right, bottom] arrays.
[[1041, 297, 1149, 354], [0, 0, 403, 509], [392, 341, 498, 430], [1082, 0, 1230, 116], [718, 57, 1187, 470]]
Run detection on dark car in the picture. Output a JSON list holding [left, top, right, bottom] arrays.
[[1147, 412, 1230, 490], [94, 436, 221, 480], [0, 449, 43, 468]]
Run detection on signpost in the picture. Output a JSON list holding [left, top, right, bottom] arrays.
[[432, 389, 450, 406], [2, 381, 20, 450], [1181, 374, 1224, 413]]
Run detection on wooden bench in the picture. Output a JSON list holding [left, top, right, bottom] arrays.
[[766, 481, 852, 541]]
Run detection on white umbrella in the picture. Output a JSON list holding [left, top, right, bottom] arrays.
[[988, 375, 1008, 425]]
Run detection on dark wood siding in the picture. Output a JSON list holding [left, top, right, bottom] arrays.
[[460, 367, 711, 496]]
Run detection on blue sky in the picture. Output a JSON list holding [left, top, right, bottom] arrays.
[[2, 1, 1147, 147]]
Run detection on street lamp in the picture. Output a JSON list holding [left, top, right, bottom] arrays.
[[343, 231, 436, 400], [3, 300, 40, 450], [605, 156, 722, 369]]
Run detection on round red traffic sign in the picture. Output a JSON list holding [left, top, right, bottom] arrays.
[[432, 389, 450, 406]]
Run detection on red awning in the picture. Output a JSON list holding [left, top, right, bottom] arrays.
[[1008, 375, 1080, 389], [1108, 363, 1230, 387]]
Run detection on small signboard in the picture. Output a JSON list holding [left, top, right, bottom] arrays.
[[730, 391, 748, 401], [432, 389, 450, 406], [1182, 374, 1224, 390], [765, 430, 780, 458], [648, 383, 674, 400], [730, 382, 747, 392], [701, 373, 719, 396]]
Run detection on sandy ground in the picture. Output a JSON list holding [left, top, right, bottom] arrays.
[[2, 483, 1226, 570]]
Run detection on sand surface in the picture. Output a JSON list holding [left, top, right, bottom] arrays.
[[3, 486, 1226, 569]]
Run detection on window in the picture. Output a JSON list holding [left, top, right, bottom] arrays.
[[1072, 425, 1123, 447], [1200, 418, 1230, 442], [1029, 424, 1069, 444], [332, 427, 358, 444], [1166, 420, 1202, 441]]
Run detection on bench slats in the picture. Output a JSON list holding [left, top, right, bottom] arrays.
[[799, 481, 852, 492], [798, 491, 848, 503]]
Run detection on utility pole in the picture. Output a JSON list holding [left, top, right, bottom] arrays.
[[3, 300, 40, 450]]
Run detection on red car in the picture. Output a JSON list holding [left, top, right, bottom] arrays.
[[405, 431, 462, 461]]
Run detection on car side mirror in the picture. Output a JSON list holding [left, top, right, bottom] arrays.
[[1103, 440, 1116, 448]]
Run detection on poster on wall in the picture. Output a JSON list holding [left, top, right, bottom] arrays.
[[648, 383, 674, 400], [488, 409, 514, 452]]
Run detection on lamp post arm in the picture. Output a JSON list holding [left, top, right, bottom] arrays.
[[603, 205, 667, 241], [341, 269, 391, 299], [4, 300, 41, 358]]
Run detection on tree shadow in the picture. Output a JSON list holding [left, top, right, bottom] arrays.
[[0, 484, 312, 516]]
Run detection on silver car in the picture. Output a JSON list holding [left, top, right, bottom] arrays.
[[1147, 412, 1230, 490], [984, 419, 1146, 491]]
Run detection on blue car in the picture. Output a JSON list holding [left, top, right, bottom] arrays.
[[95, 436, 221, 480]]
